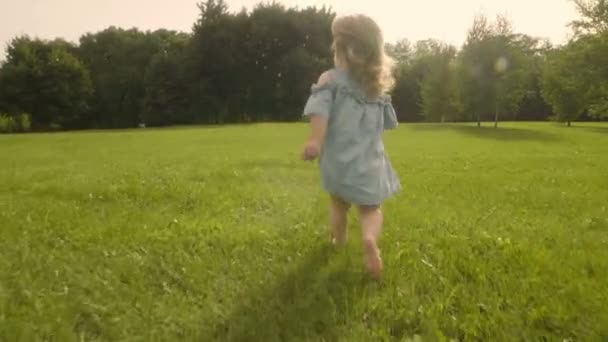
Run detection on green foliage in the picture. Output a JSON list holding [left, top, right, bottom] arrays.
[[141, 33, 191, 126], [0, 114, 16, 133], [390, 63, 424, 122], [385, 39, 412, 65], [513, 37, 555, 121], [540, 33, 608, 123], [184, 2, 334, 124], [418, 42, 461, 122], [536, 2, 608, 124], [0, 113, 31, 133], [580, 34, 608, 119], [494, 37, 533, 120], [541, 44, 589, 125], [76, 28, 178, 128], [589, 90, 608, 119], [388, 39, 461, 123], [1, 0, 608, 129], [1, 123, 607, 339], [18, 113, 31, 131], [457, 16, 534, 127], [0, 37, 92, 129], [570, 0, 608, 35]]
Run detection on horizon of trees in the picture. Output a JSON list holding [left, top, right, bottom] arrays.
[[0, 0, 606, 132]]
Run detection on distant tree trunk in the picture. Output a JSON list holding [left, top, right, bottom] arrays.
[[494, 102, 499, 128], [567, 120, 571, 127], [477, 112, 481, 127]]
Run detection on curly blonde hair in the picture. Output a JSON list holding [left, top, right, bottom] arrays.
[[331, 15, 394, 99]]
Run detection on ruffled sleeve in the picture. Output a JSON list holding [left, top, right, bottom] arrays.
[[383, 98, 398, 130], [303, 82, 335, 120]]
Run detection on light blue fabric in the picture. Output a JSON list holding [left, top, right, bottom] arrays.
[[303, 68, 401, 206]]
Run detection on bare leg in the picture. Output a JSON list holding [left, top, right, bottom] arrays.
[[358, 205, 383, 279], [329, 195, 350, 246]]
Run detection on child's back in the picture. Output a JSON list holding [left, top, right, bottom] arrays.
[[301, 14, 400, 279], [304, 67, 400, 206]]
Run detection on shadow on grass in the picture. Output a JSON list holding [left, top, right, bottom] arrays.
[[570, 125, 608, 135], [211, 244, 371, 341], [409, 124, 561, 142]]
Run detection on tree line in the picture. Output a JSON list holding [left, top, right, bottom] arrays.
[[0, 0, 606, 132]]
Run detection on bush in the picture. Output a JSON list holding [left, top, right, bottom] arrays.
[[18, 113, 31, 131], [0, 114, 16, 133], [0, 113, 32, 133]]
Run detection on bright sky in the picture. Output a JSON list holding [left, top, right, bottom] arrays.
[[1, 0, 578, 58]]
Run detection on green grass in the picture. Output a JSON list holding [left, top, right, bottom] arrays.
[[1, 122, 607, 341]]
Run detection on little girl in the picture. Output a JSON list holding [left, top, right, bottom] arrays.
[[301, 14, 400, 279]]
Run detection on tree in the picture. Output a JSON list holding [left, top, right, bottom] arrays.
[[391, 63, 424, 122], [390, 39, 451, 122], [570, 0, 608, 35], [0, 37, 92, 129], [541, 44, 589, 126], [541, 33, 608, 124], [185, 2, 252, 124], [184, 1, 334, 124], [539, 0, 608, 124], [492, 35, 533, 127], [77, 27, 175, 128], [386, 39, 412, 65], [579, 34, 608, 119], [458, 16, 496, 126], [141, 31, 191, 126], [247, 4, 334, 121], [418, 42, 461, 122], [513, 37, 554, 121], [457, 15, 533, 127]]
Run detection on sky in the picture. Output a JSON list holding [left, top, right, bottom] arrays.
[[1, 0, 578, 58]]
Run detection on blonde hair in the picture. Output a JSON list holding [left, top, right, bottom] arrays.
[[331, 15, 394, 99]]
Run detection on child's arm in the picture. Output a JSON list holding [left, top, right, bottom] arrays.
[[302, 115, 327, 161], [308, 115, 328, 146], [384, 100, 399, 130], [302, 71, 333, 161]]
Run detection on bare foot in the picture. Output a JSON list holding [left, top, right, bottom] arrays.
[[363, 239, 382, 279]]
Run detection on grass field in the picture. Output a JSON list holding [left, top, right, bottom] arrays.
[[1, 122, 607, 341]]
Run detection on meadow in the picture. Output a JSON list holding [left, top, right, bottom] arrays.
[[1, 122, 607, 341]]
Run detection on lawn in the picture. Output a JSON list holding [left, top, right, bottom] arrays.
[[1, 122, 607, 341]]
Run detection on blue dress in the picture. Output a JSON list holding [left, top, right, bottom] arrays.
[[303, 68, 401, 206]]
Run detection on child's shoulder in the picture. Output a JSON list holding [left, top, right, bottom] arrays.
[[315, 68, 350, 84], [312, 69, 391, 104], [317, 70, 334, 86]]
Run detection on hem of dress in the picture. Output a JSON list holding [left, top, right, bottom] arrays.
[[322, 185, 400, 207]]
